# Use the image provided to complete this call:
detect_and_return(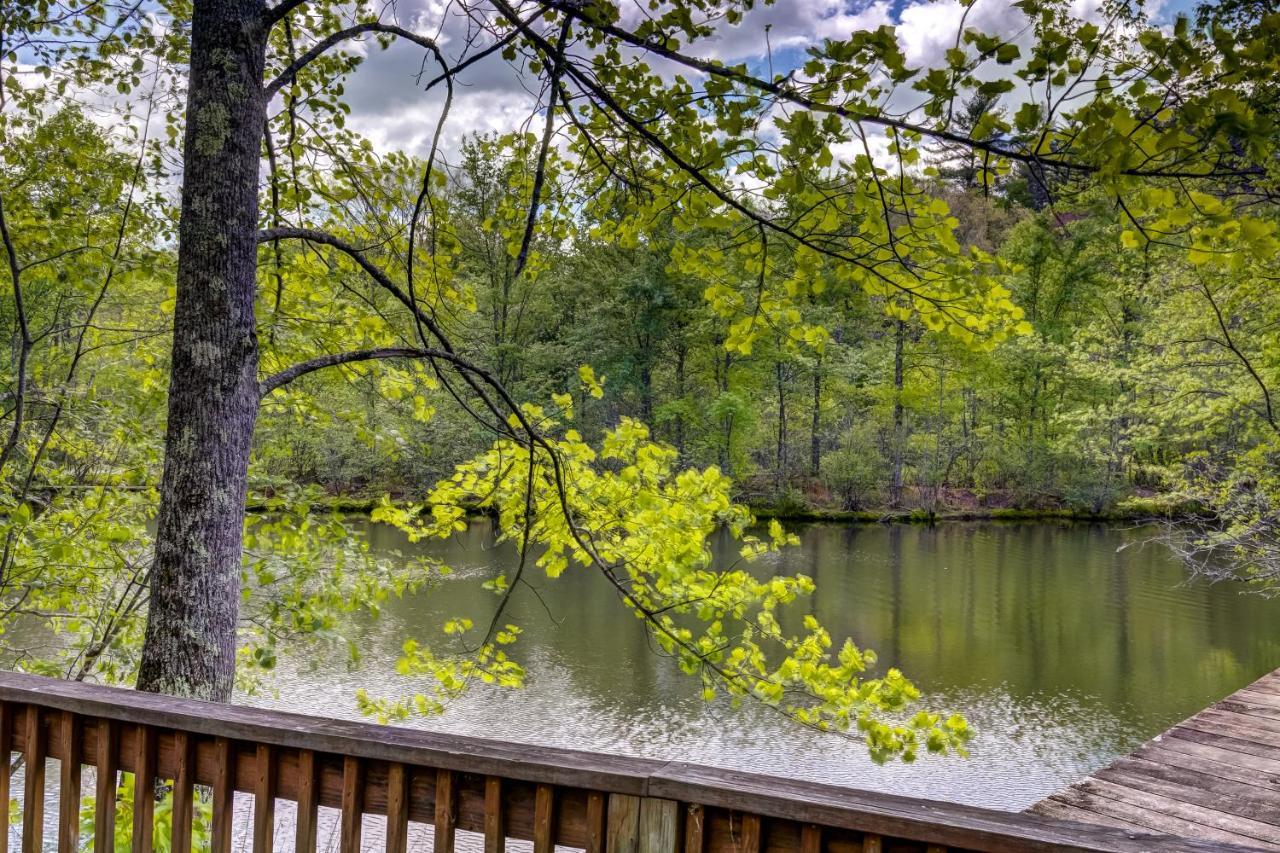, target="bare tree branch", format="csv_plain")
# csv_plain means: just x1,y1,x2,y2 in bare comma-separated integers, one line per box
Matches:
260,346,455,395
526,0,1259,181
0,191,31,477
513,15,571,278
263,0,310,29
256,226,520,438
265,22,443,99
